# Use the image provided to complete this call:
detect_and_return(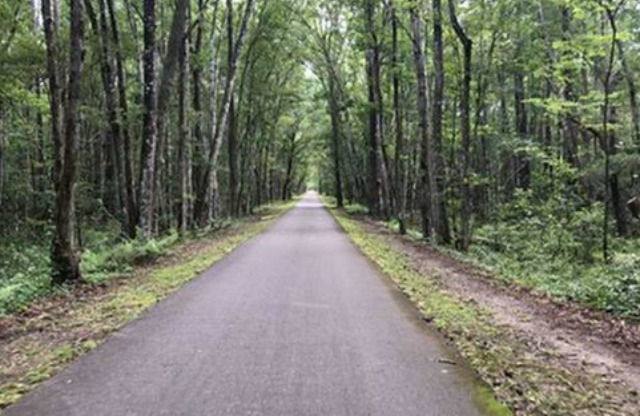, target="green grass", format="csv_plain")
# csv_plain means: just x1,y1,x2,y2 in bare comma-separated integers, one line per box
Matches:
330,208,636,416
